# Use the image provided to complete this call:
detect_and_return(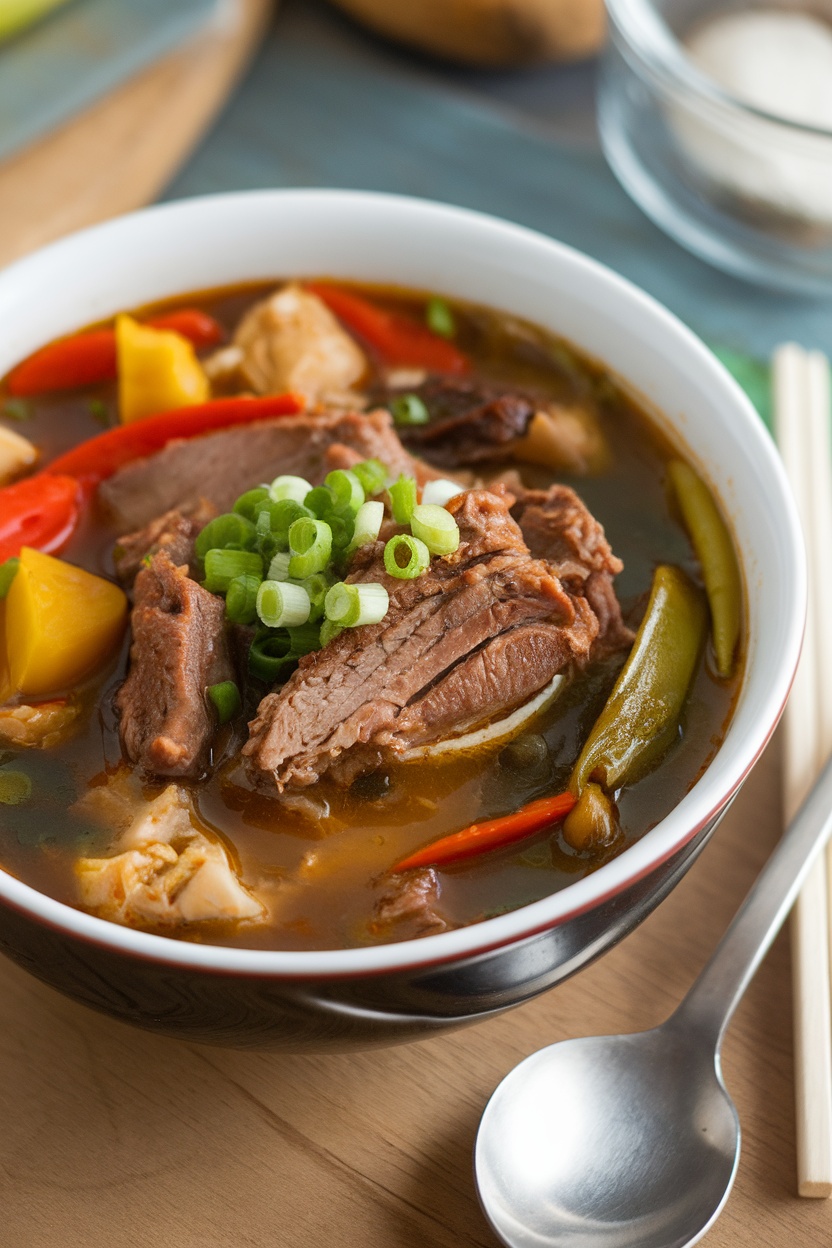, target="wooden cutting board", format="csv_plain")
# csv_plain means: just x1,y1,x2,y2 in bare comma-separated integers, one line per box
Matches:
0,0,272,268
